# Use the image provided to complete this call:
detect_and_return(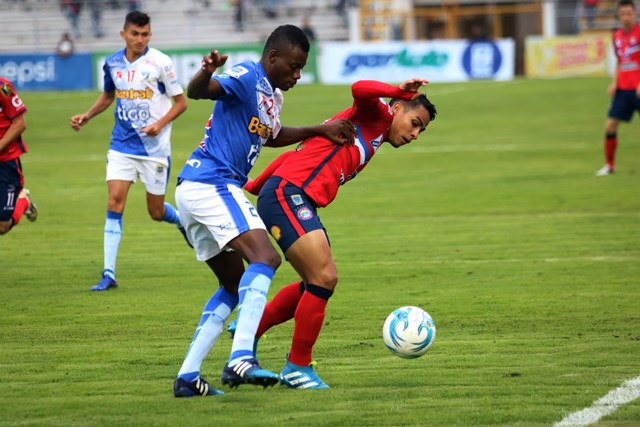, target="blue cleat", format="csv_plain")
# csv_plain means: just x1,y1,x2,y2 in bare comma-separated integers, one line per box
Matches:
173,376,224,397
221,358,279,388
91,274,118,291
280,360,329,389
